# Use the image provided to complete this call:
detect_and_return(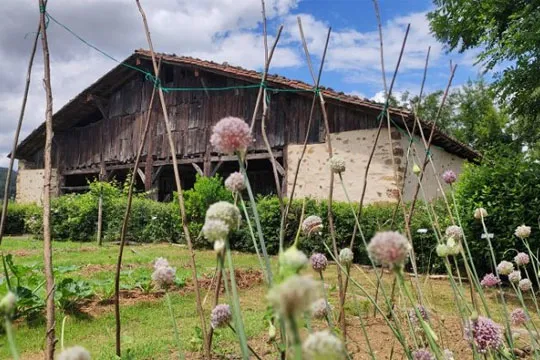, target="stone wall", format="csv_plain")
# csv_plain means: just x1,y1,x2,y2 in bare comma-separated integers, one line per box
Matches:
16,164,59,204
